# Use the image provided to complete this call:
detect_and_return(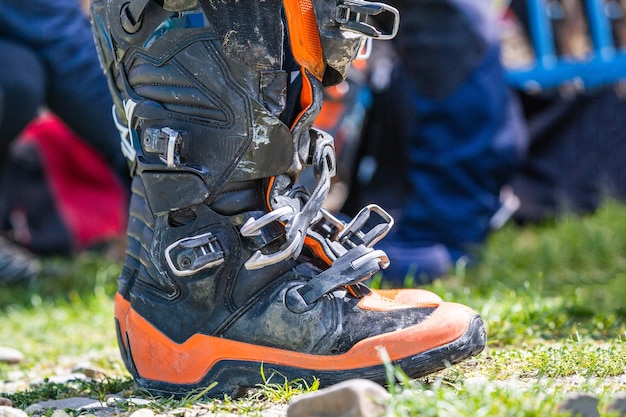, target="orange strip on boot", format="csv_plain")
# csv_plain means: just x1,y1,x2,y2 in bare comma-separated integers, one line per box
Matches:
283,0,325,81
115,293,473,384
